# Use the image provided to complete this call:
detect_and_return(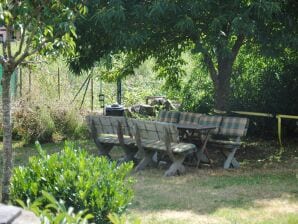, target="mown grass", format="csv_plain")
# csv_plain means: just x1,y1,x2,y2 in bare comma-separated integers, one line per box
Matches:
0,139,297,224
